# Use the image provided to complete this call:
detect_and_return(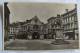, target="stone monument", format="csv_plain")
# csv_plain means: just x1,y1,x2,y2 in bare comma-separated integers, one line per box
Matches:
51,14,69,45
